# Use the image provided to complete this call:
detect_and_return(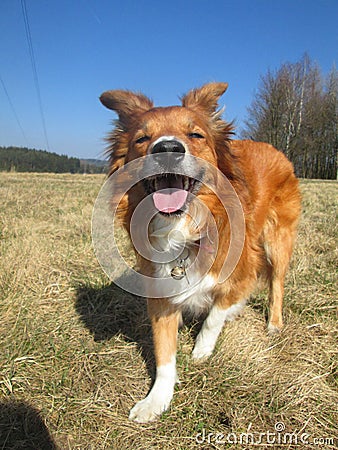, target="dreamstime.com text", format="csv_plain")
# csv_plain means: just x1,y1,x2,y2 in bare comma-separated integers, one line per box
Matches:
195,422,335,447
